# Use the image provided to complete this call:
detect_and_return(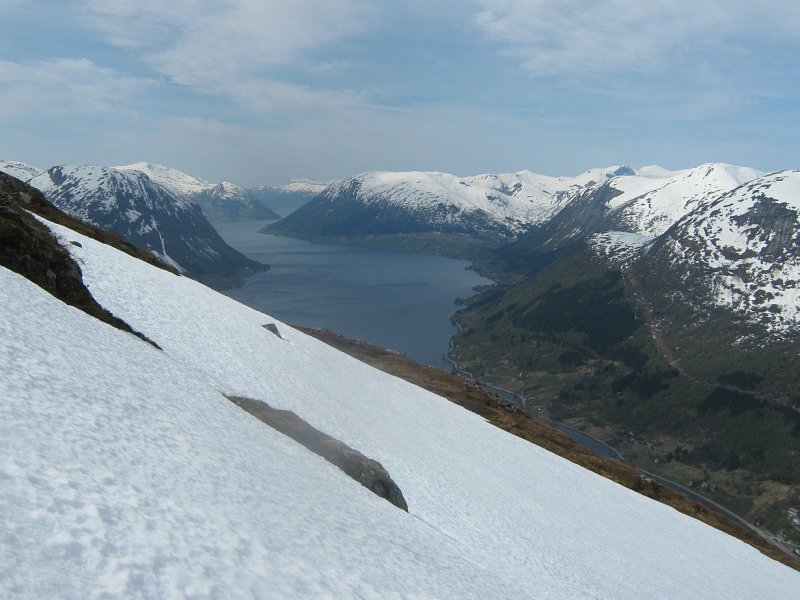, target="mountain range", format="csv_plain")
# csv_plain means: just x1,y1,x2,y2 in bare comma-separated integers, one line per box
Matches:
264,166,636,244
3,173,798,596
0,162,267,288
249,179,332,218
116,162,281,221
